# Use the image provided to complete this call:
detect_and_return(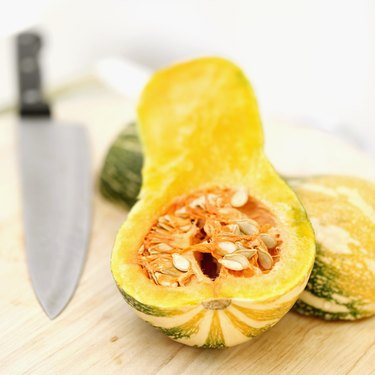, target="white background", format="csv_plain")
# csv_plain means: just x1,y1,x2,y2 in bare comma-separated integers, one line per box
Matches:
0,0,374,154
